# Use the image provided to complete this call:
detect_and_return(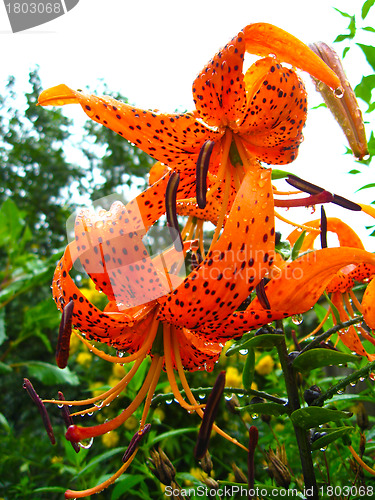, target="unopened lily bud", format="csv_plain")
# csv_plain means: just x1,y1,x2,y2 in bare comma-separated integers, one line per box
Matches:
360,433,366,457
304,385,322,406
356,402,369,432
148,448,176,485
200,450,213,475
266,449,291,489
225,394,240,414
310,42,368,161
232,463,247,483
203,477,219,490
